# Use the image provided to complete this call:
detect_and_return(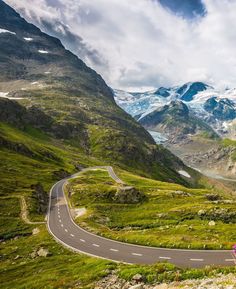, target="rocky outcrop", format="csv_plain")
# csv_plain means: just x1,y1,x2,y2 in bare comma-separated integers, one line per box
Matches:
31,183,48,214
139,100,218,145
94,273,236,289
177,82,209,101
204,97,236,121
198,207,236,223
113,186,146,204
30,247,51,258
181,145,236,178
